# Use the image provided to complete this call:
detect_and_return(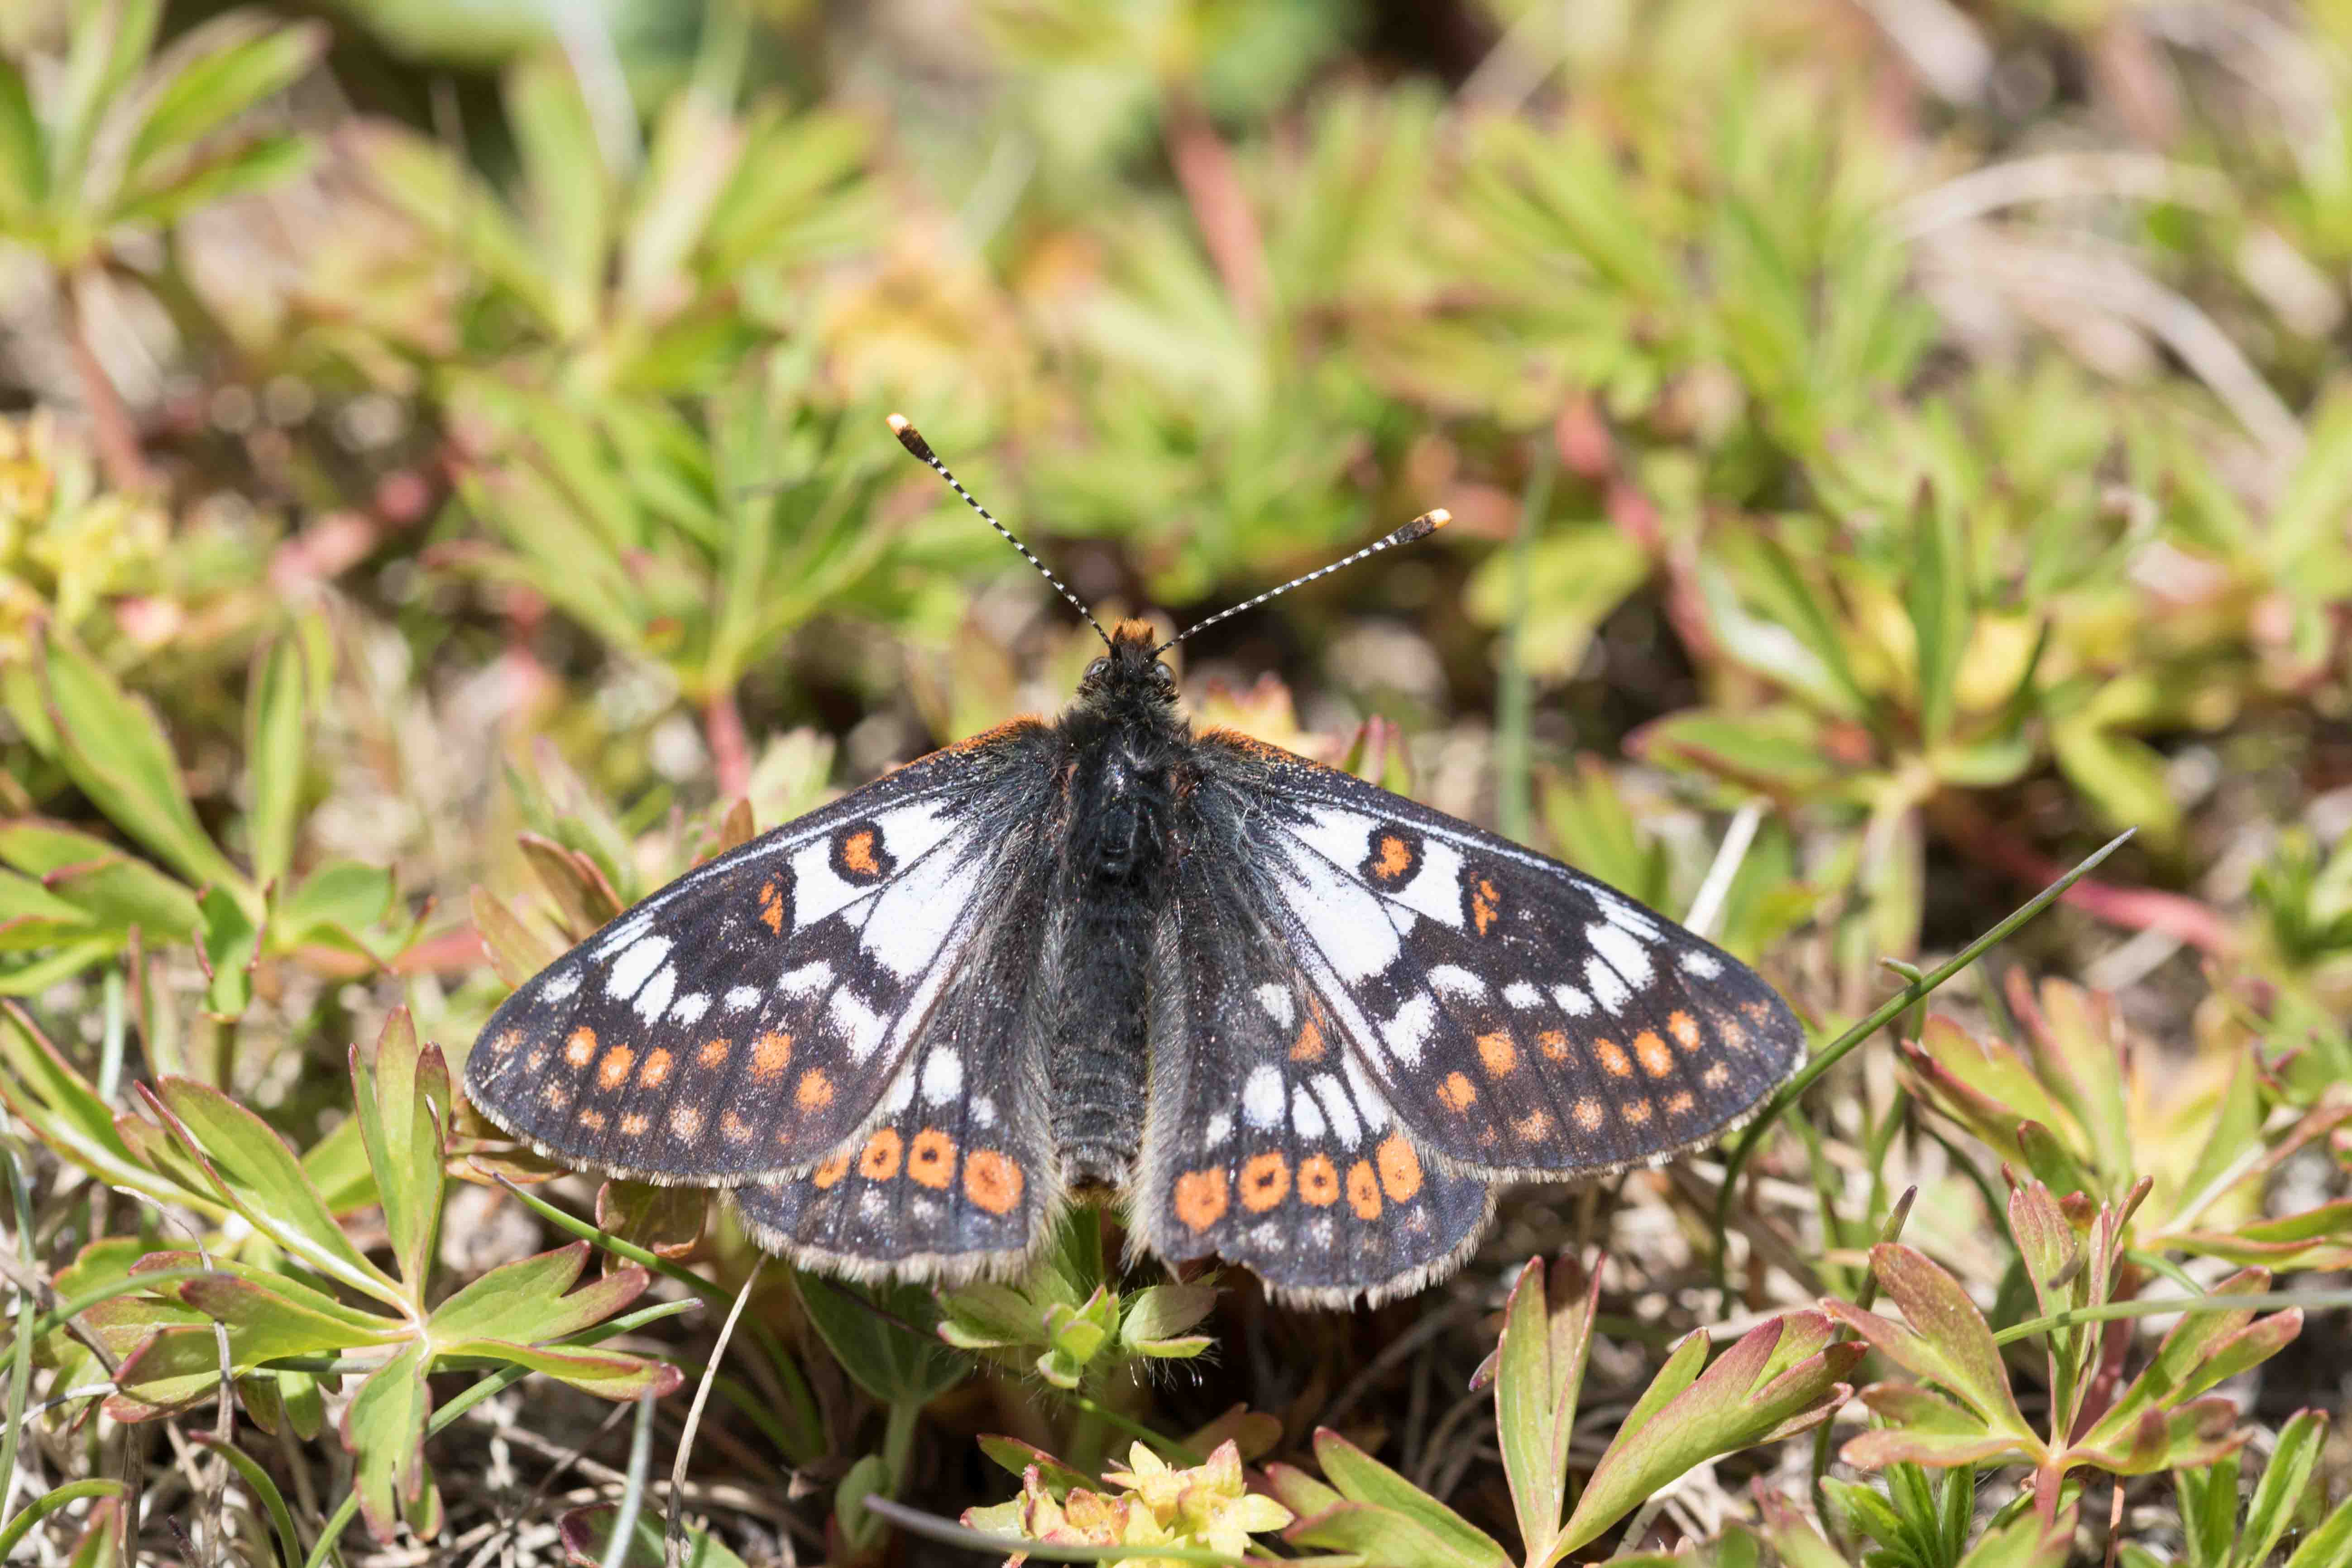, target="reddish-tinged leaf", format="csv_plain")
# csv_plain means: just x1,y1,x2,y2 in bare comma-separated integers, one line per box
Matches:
519,833,624,938
2006,1183,2081,1318
1490,1255,1600,1562
438,1338,682,1400
1287,1501,1509,1568
1309,1429,1511,1568
342,1341,431,1541
1831,1245,2031,1437
1840,1428,2027,1470
1265,1463,1344,1520
176,1274,402,1348
471,885,559,988
428,1247,651,1344
977,1435,1096,1497
352,1010,447,1288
